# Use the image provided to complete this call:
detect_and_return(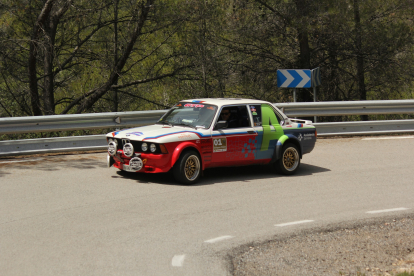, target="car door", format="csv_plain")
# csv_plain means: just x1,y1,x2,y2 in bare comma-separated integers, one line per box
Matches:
250,103,285,163
210,105,258,167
